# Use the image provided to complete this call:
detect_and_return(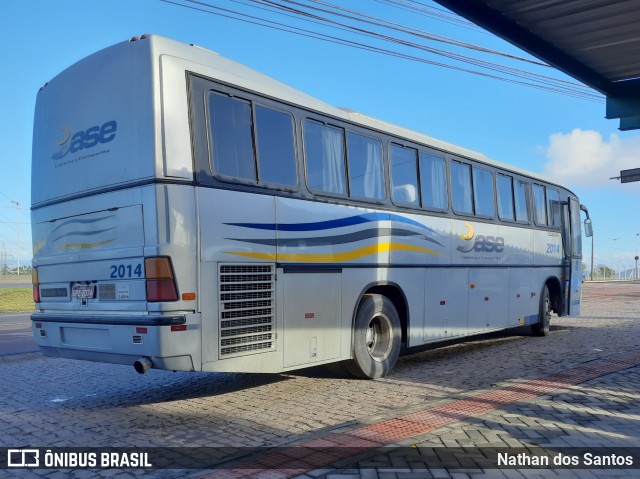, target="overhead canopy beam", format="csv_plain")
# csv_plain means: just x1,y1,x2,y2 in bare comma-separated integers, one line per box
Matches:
432,0,640,130
619,116,640,132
